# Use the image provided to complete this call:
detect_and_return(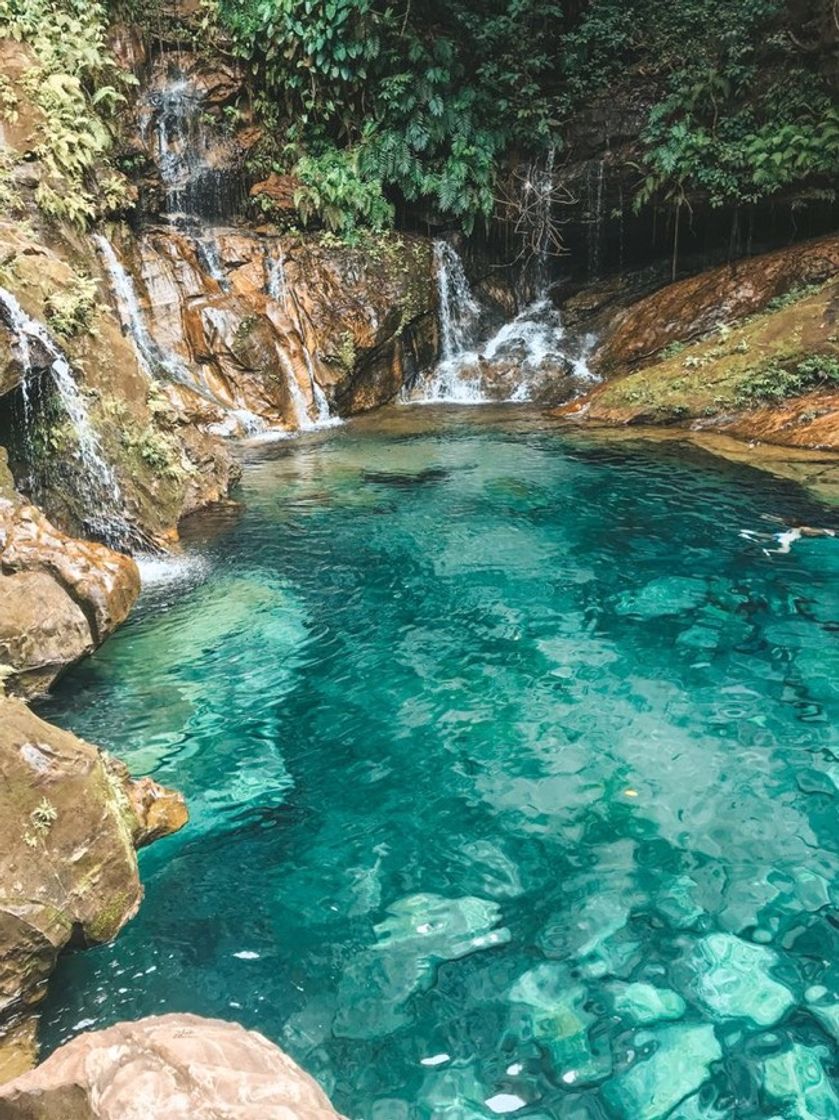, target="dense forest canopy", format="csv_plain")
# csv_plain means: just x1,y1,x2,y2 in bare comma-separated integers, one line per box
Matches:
213,0,838,232
0,0,834,236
